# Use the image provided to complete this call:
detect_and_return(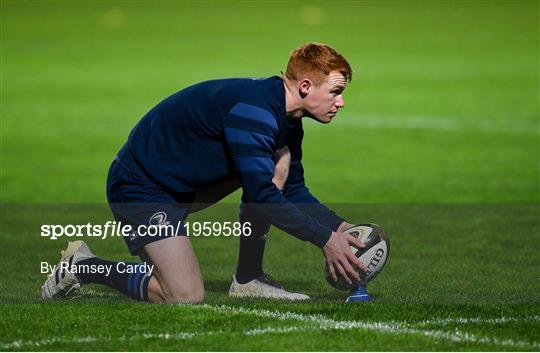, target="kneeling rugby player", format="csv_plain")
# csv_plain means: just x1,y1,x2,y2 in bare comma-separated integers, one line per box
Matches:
42,43,367,303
